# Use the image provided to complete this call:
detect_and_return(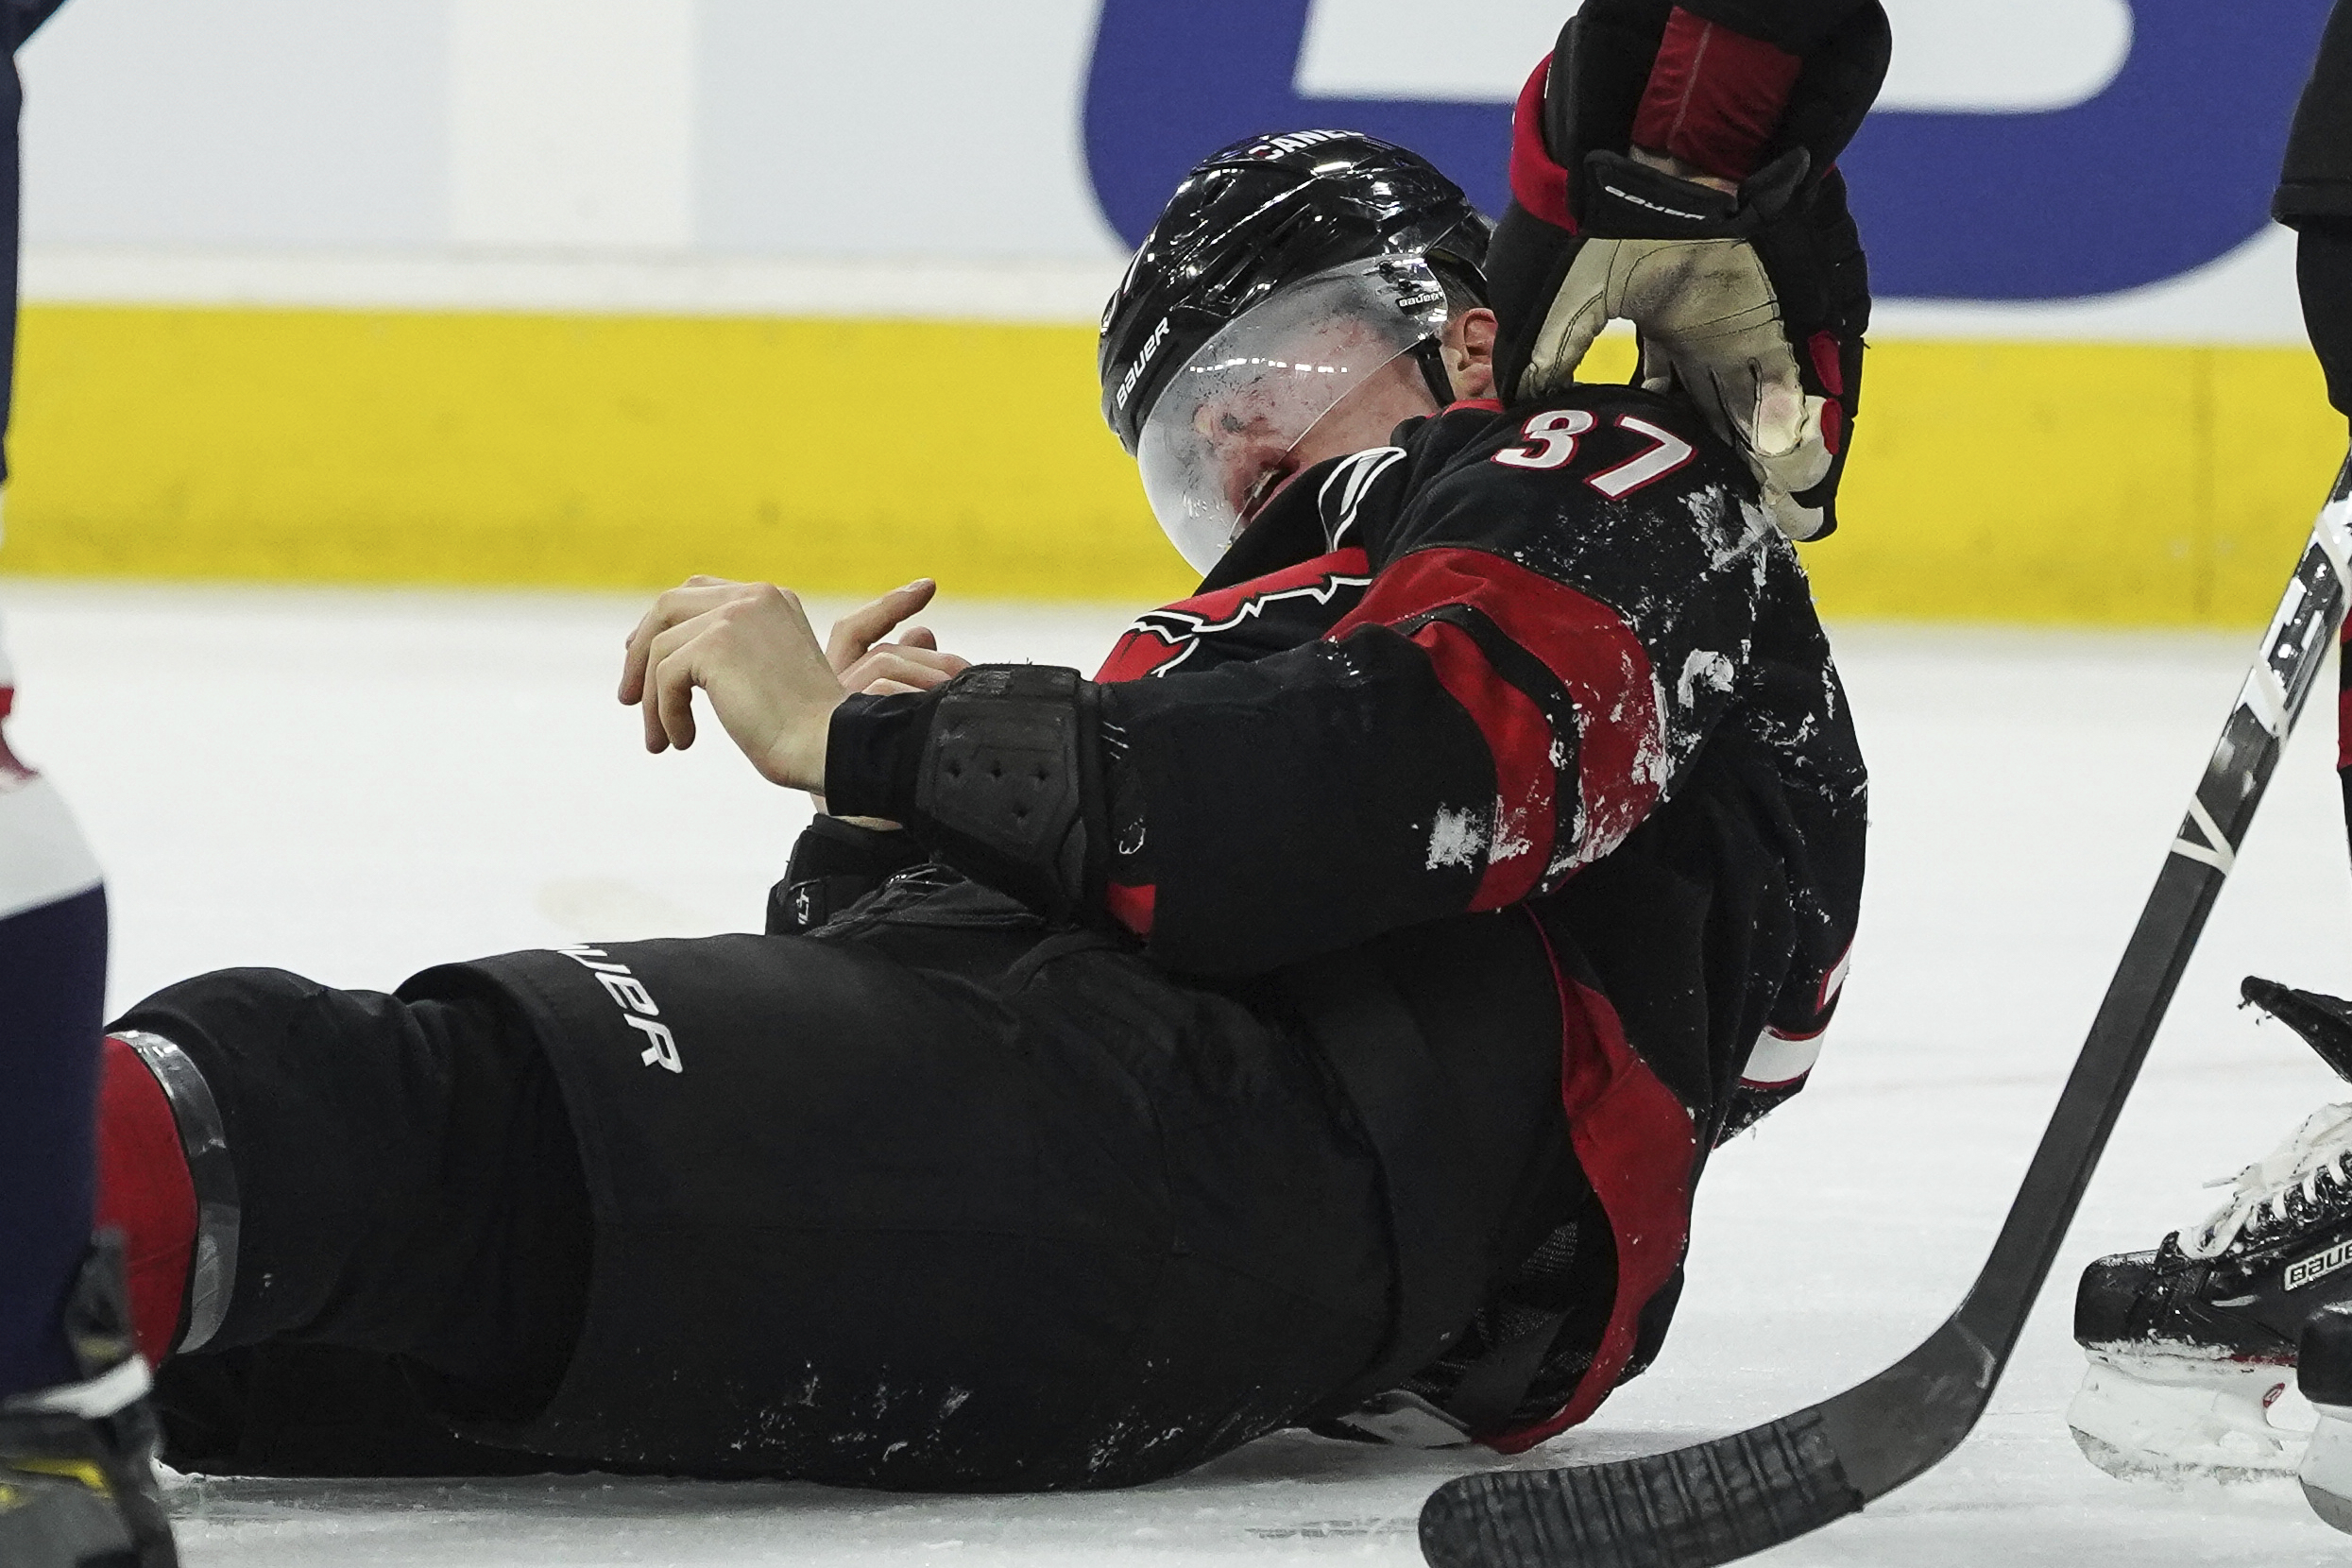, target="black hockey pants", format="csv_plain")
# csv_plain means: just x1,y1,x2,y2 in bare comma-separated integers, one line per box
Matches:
118,976,595,1476
118,878,1572,1491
